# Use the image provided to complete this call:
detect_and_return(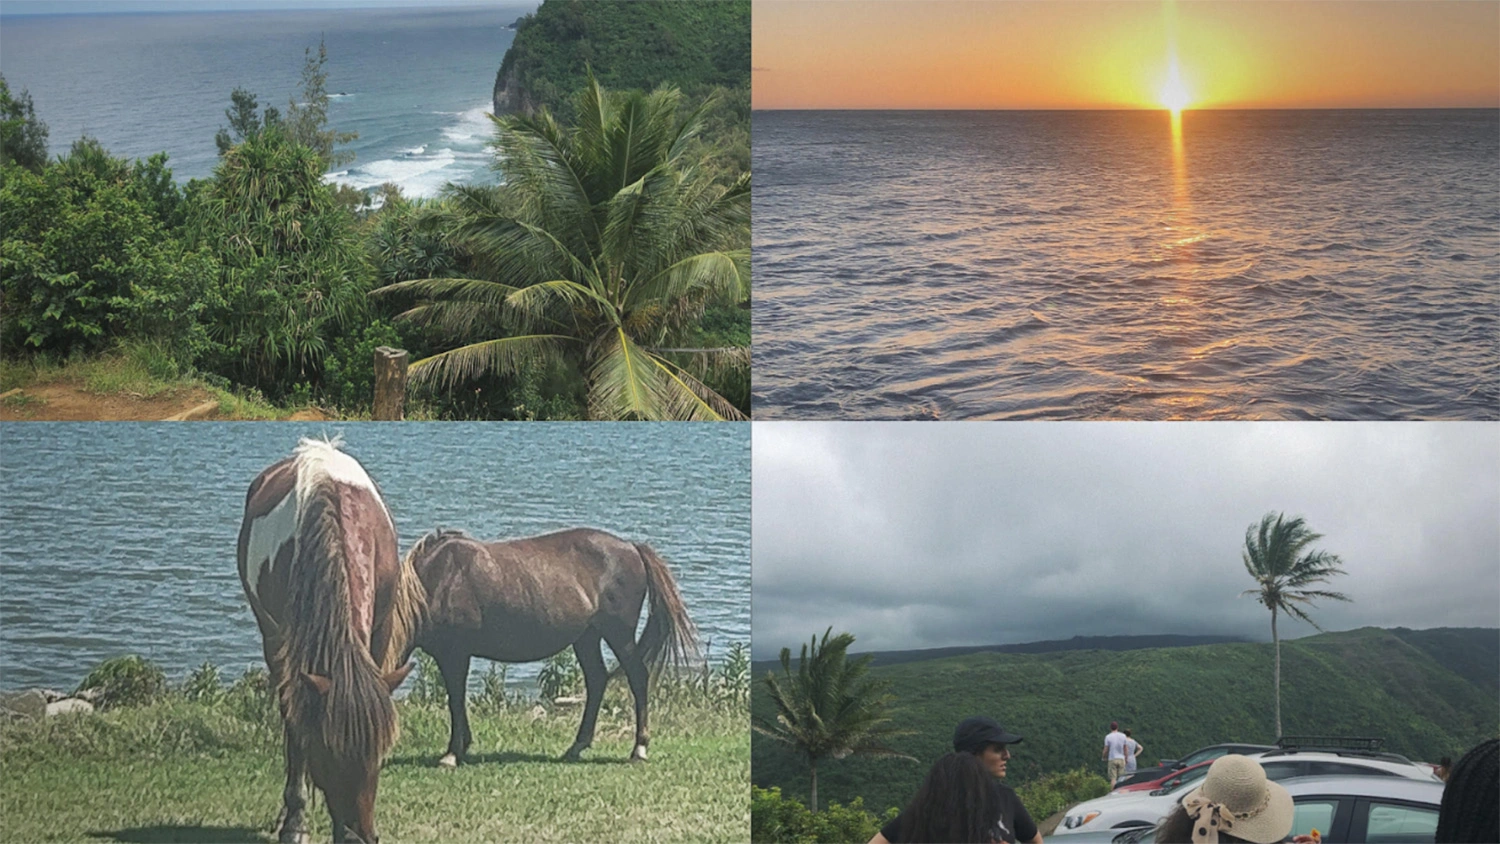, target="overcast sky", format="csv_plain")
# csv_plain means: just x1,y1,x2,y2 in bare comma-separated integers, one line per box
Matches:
753,423,1499,659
